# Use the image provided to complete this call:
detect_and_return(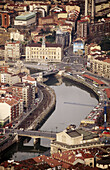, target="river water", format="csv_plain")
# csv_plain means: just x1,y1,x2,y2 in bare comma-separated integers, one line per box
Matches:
2,75,98,162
